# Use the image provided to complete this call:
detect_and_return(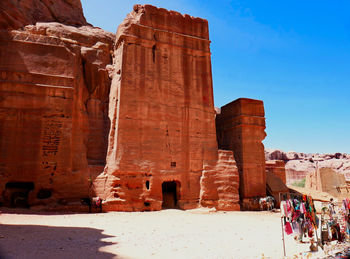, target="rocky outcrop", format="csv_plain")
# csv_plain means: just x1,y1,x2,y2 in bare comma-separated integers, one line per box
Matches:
216,98,266,209
0,0,87,30
265,149,350,184
200,150,240,211
305,167,347,197
0,17,114,208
